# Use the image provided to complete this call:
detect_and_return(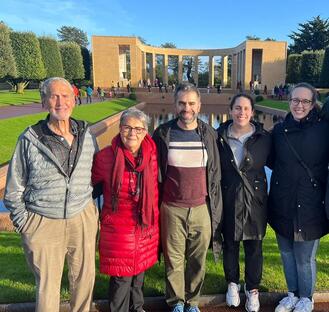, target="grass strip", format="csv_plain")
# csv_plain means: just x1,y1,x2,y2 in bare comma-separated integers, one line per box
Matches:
1,227,329,303
0,98,136,165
